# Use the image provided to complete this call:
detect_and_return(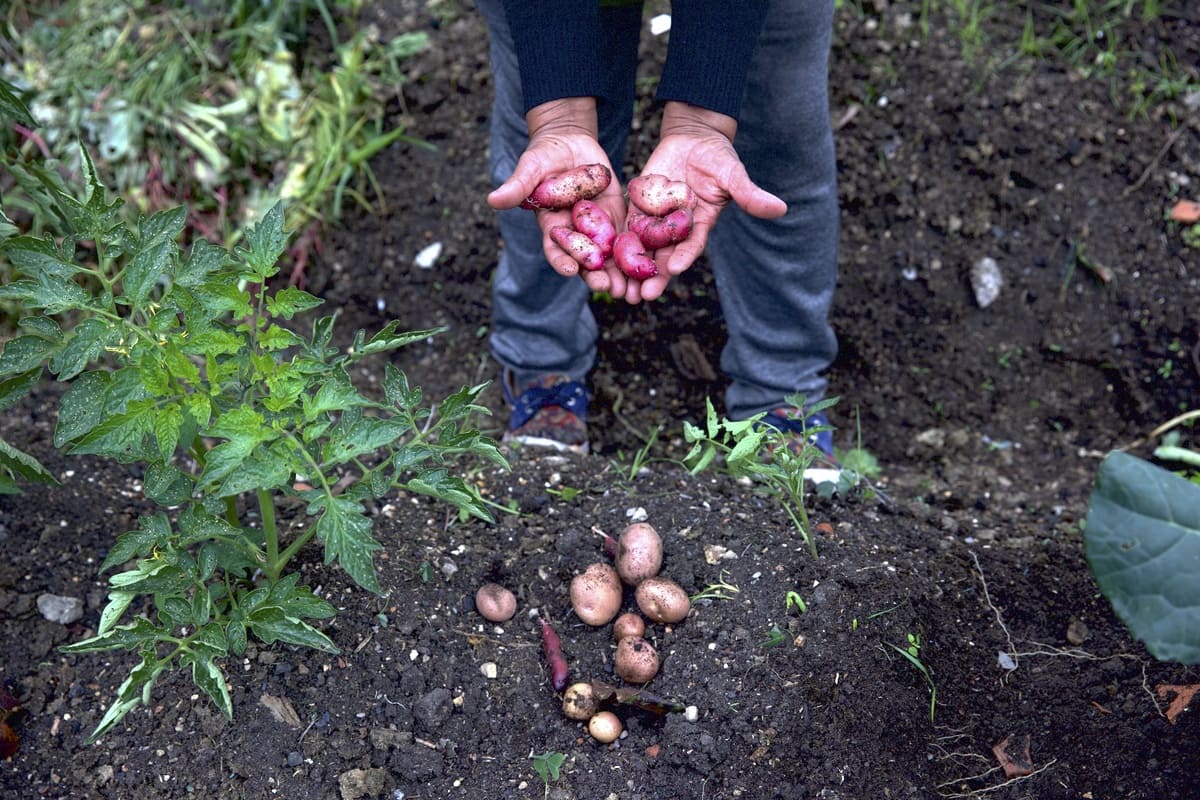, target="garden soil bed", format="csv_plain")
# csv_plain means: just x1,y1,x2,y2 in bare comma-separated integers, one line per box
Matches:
3,2,1200,798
